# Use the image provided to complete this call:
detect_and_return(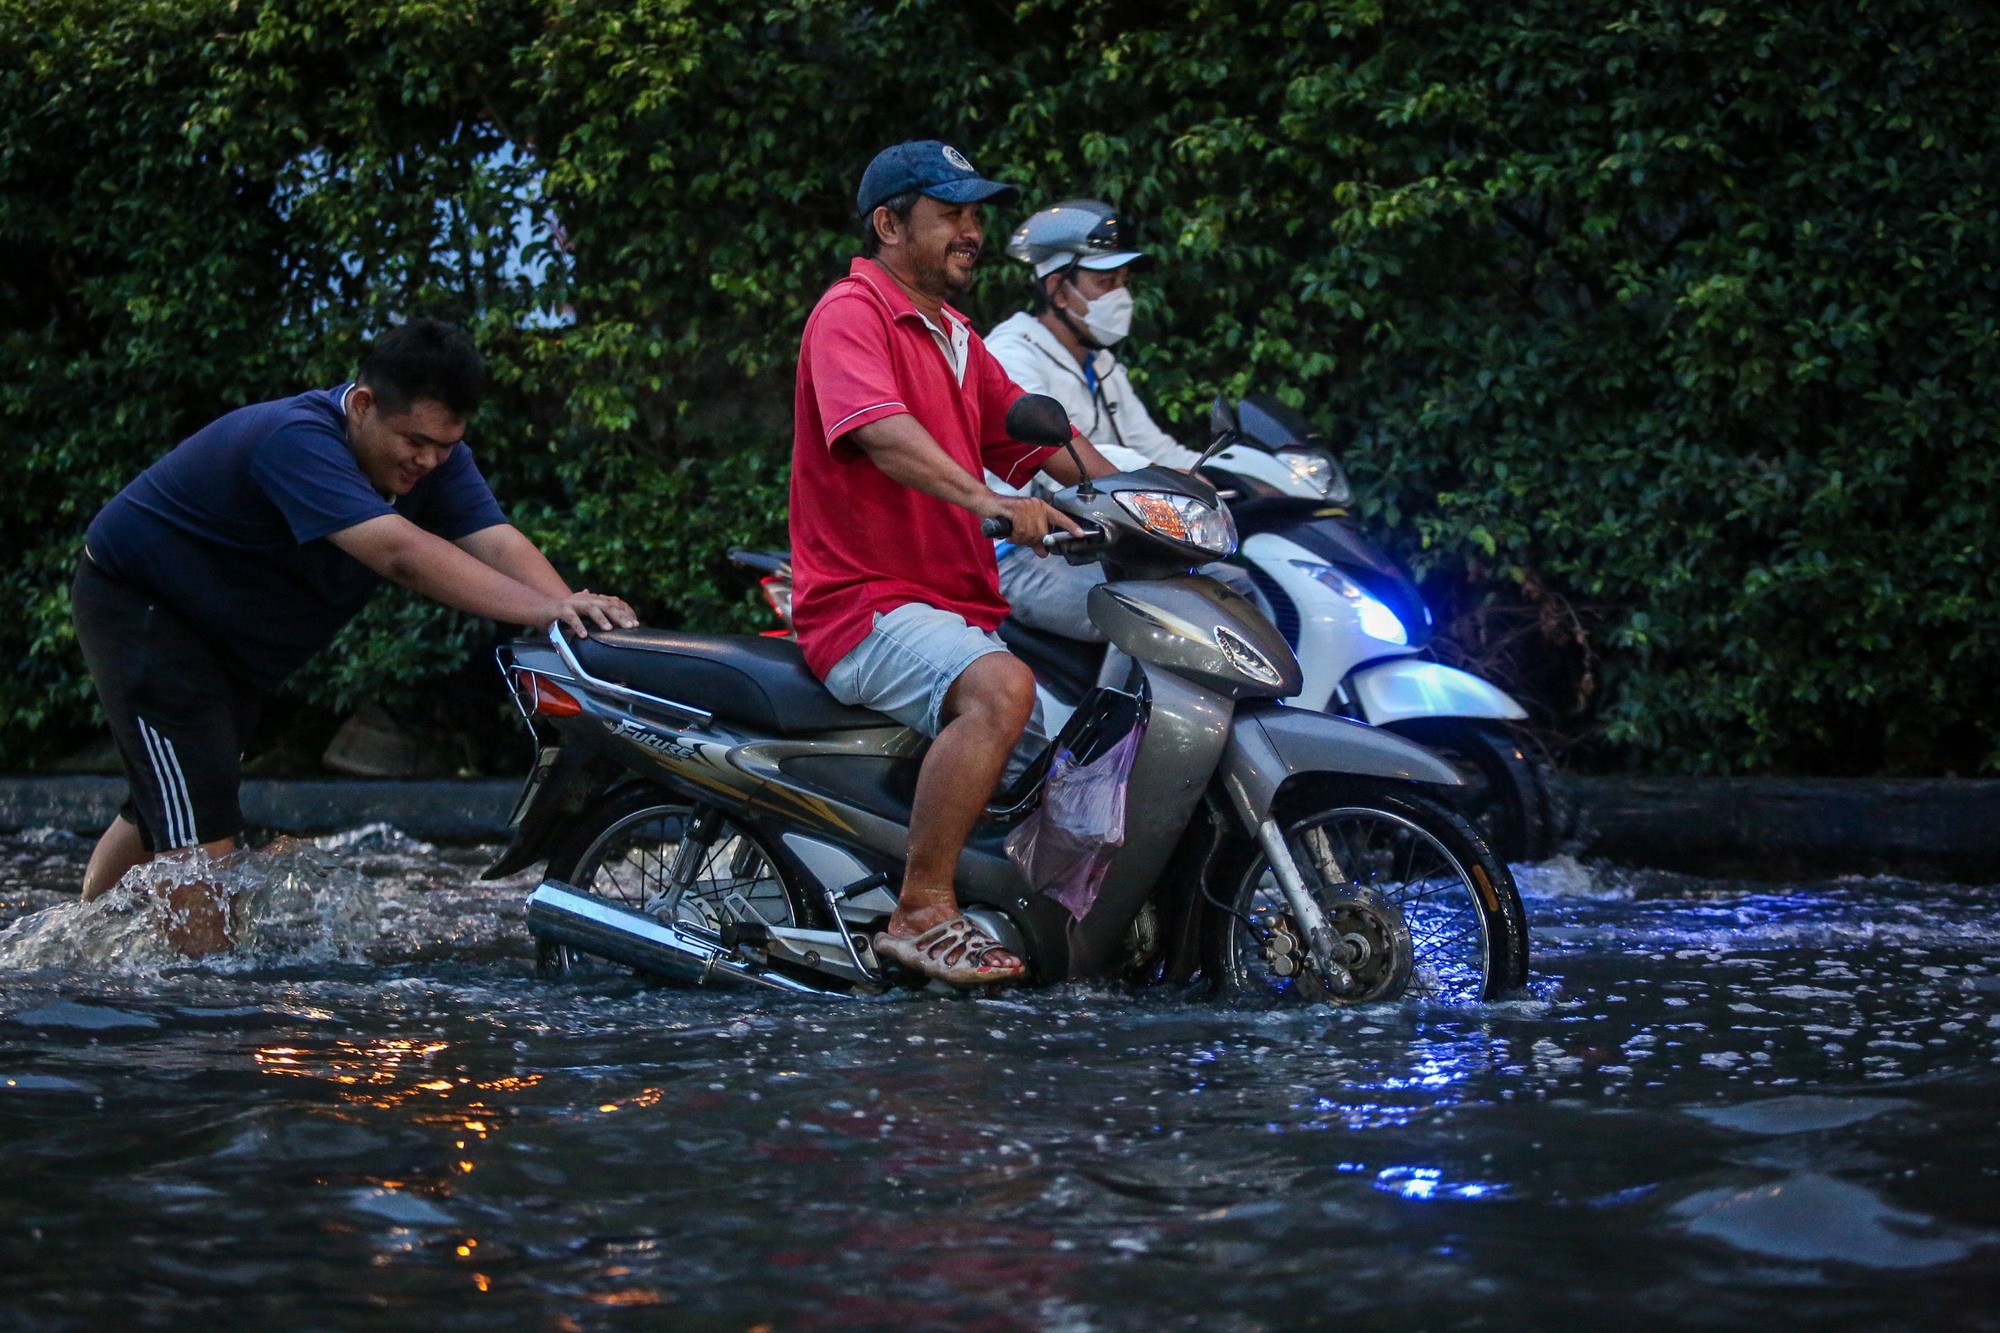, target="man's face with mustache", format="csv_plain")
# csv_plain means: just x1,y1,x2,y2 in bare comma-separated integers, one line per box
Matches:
896,195,985,300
